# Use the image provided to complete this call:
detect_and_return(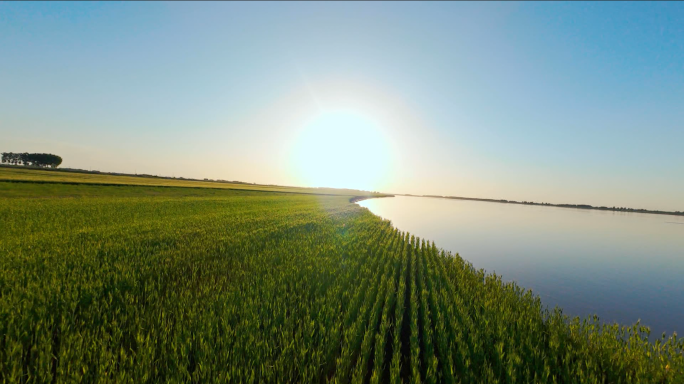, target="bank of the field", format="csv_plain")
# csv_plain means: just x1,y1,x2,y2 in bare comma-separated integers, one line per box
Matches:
349,195,395,204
